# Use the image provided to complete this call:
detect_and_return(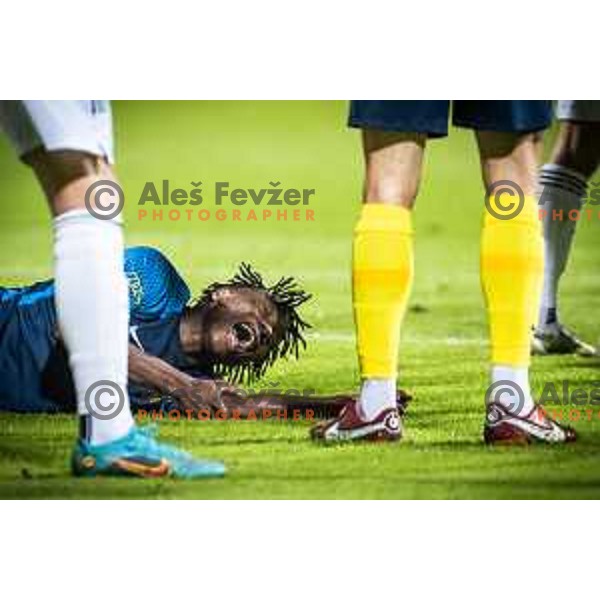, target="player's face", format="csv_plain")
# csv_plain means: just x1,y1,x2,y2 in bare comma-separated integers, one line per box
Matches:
202,287,281,366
